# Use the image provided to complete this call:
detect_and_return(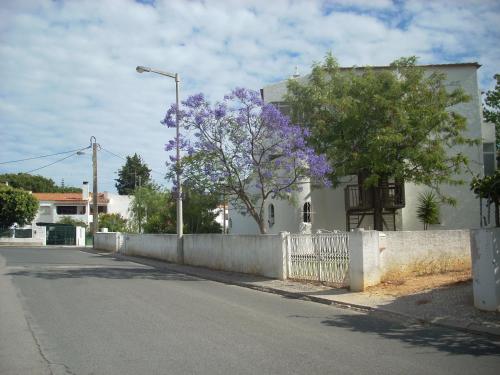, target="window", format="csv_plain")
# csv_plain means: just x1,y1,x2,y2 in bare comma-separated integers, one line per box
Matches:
483,143,496,176
303,202,311,223
90,205,107,214
56,206,77,215
268,204,275,227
